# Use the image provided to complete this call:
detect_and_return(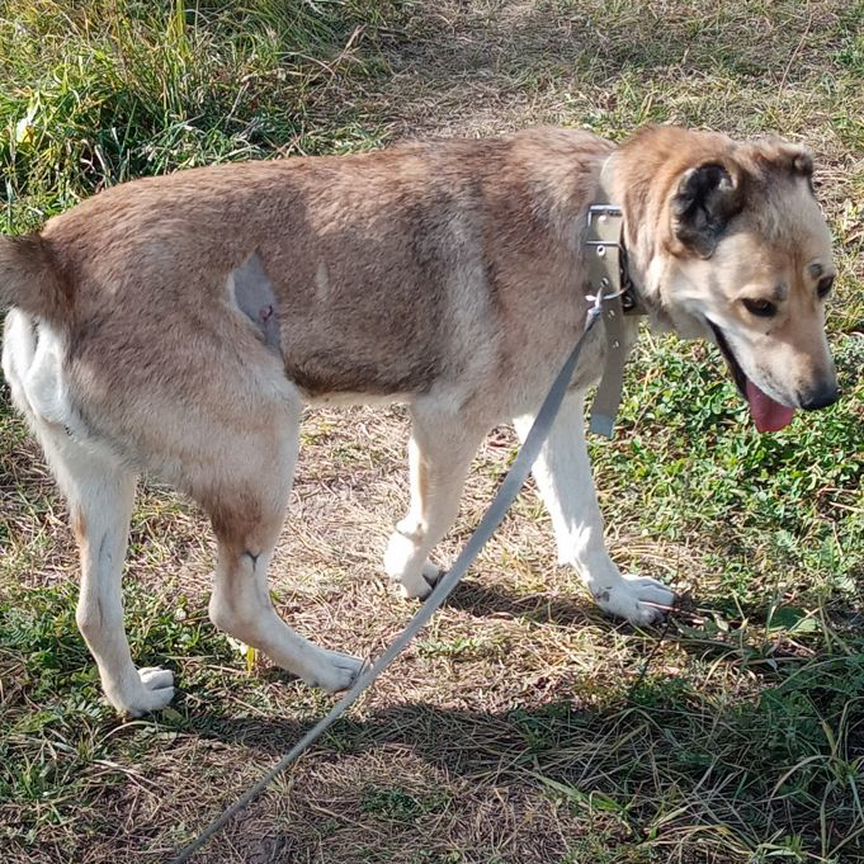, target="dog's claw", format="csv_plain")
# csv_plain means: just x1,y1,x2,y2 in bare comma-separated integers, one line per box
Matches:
421,564,445,592
594,575,676,626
